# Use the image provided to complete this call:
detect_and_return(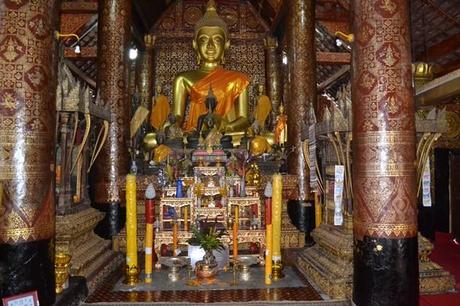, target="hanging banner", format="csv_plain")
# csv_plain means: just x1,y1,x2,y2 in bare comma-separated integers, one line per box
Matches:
422,158,432,207
334,165,345,226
